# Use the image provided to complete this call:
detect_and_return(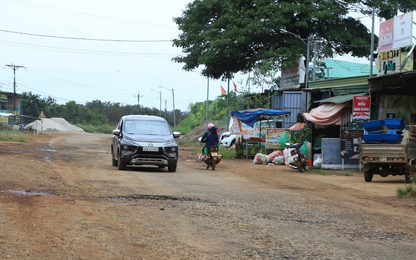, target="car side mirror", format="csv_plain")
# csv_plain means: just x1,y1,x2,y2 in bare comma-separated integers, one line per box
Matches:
173,131,181,139
113,129,120,136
